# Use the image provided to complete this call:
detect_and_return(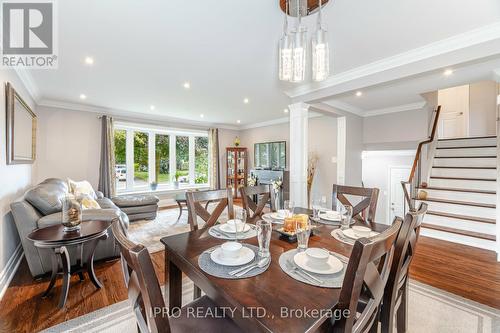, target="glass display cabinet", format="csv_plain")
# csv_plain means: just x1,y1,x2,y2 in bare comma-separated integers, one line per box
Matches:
226,147,248,198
